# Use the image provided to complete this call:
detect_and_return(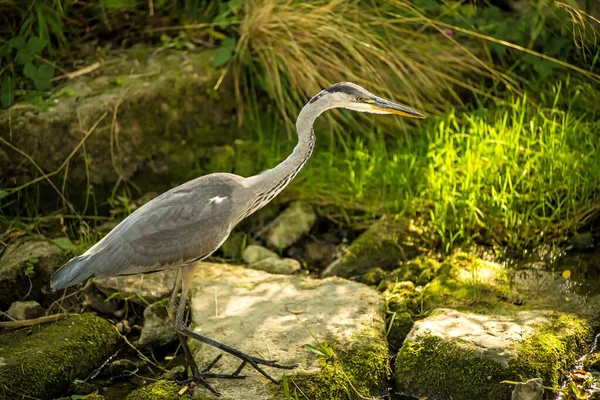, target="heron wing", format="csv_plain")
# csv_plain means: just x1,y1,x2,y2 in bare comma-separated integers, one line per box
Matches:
92,174,241,278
